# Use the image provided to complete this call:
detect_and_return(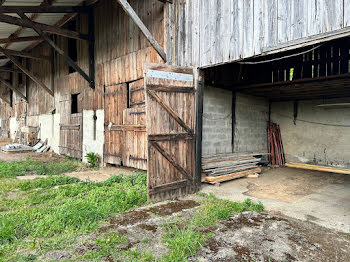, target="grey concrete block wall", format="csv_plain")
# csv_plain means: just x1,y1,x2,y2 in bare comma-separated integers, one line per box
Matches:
202,86,233,156
202,87,269,156
234,93,269,153
271,98,350,168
